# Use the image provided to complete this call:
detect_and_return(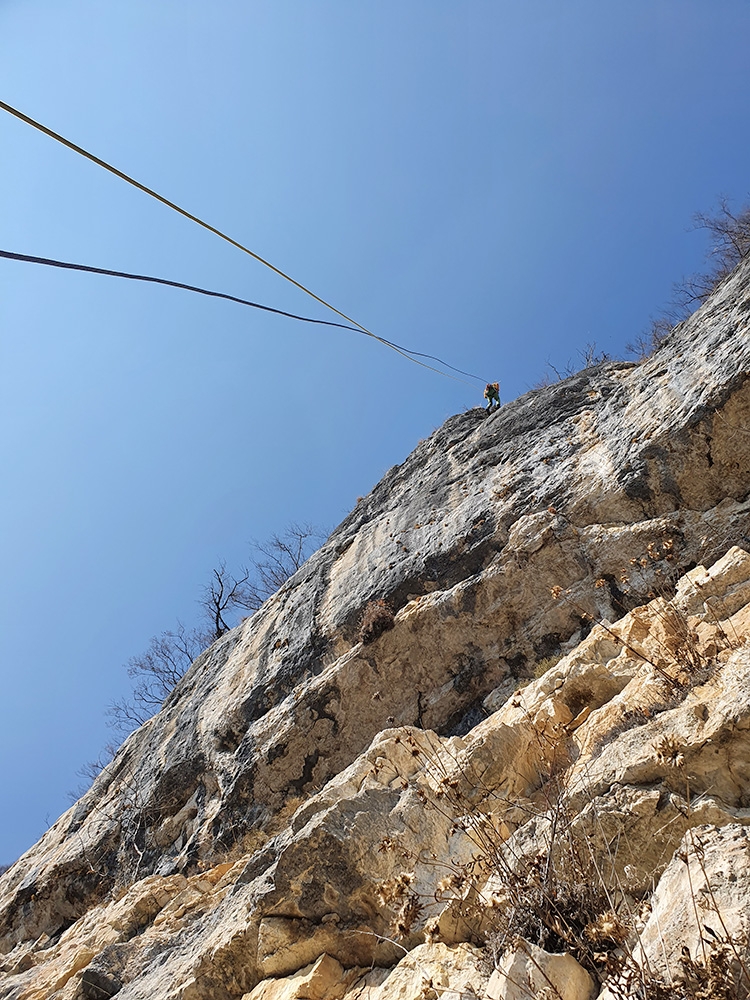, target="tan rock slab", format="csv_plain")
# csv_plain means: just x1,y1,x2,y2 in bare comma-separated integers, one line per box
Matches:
357,942,488,1000
487,942,596,1000
244,954,360,1000
635,823,750,981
